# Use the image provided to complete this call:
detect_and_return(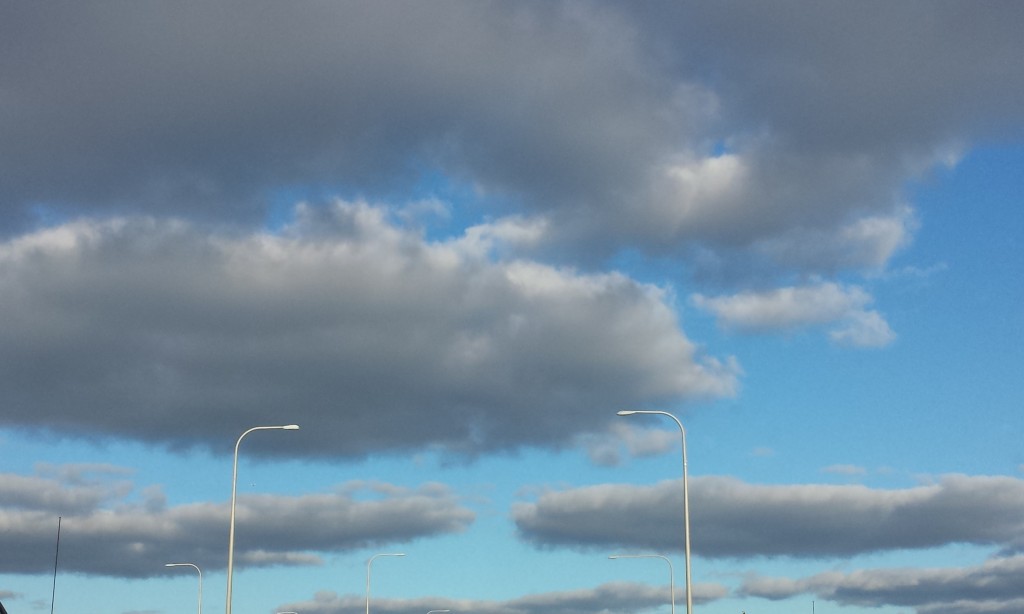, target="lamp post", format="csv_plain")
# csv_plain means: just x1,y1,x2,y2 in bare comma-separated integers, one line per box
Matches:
609,554,675,614
225,424,300,614
165,563,202,614
617,410,692,614
366,553,405,614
